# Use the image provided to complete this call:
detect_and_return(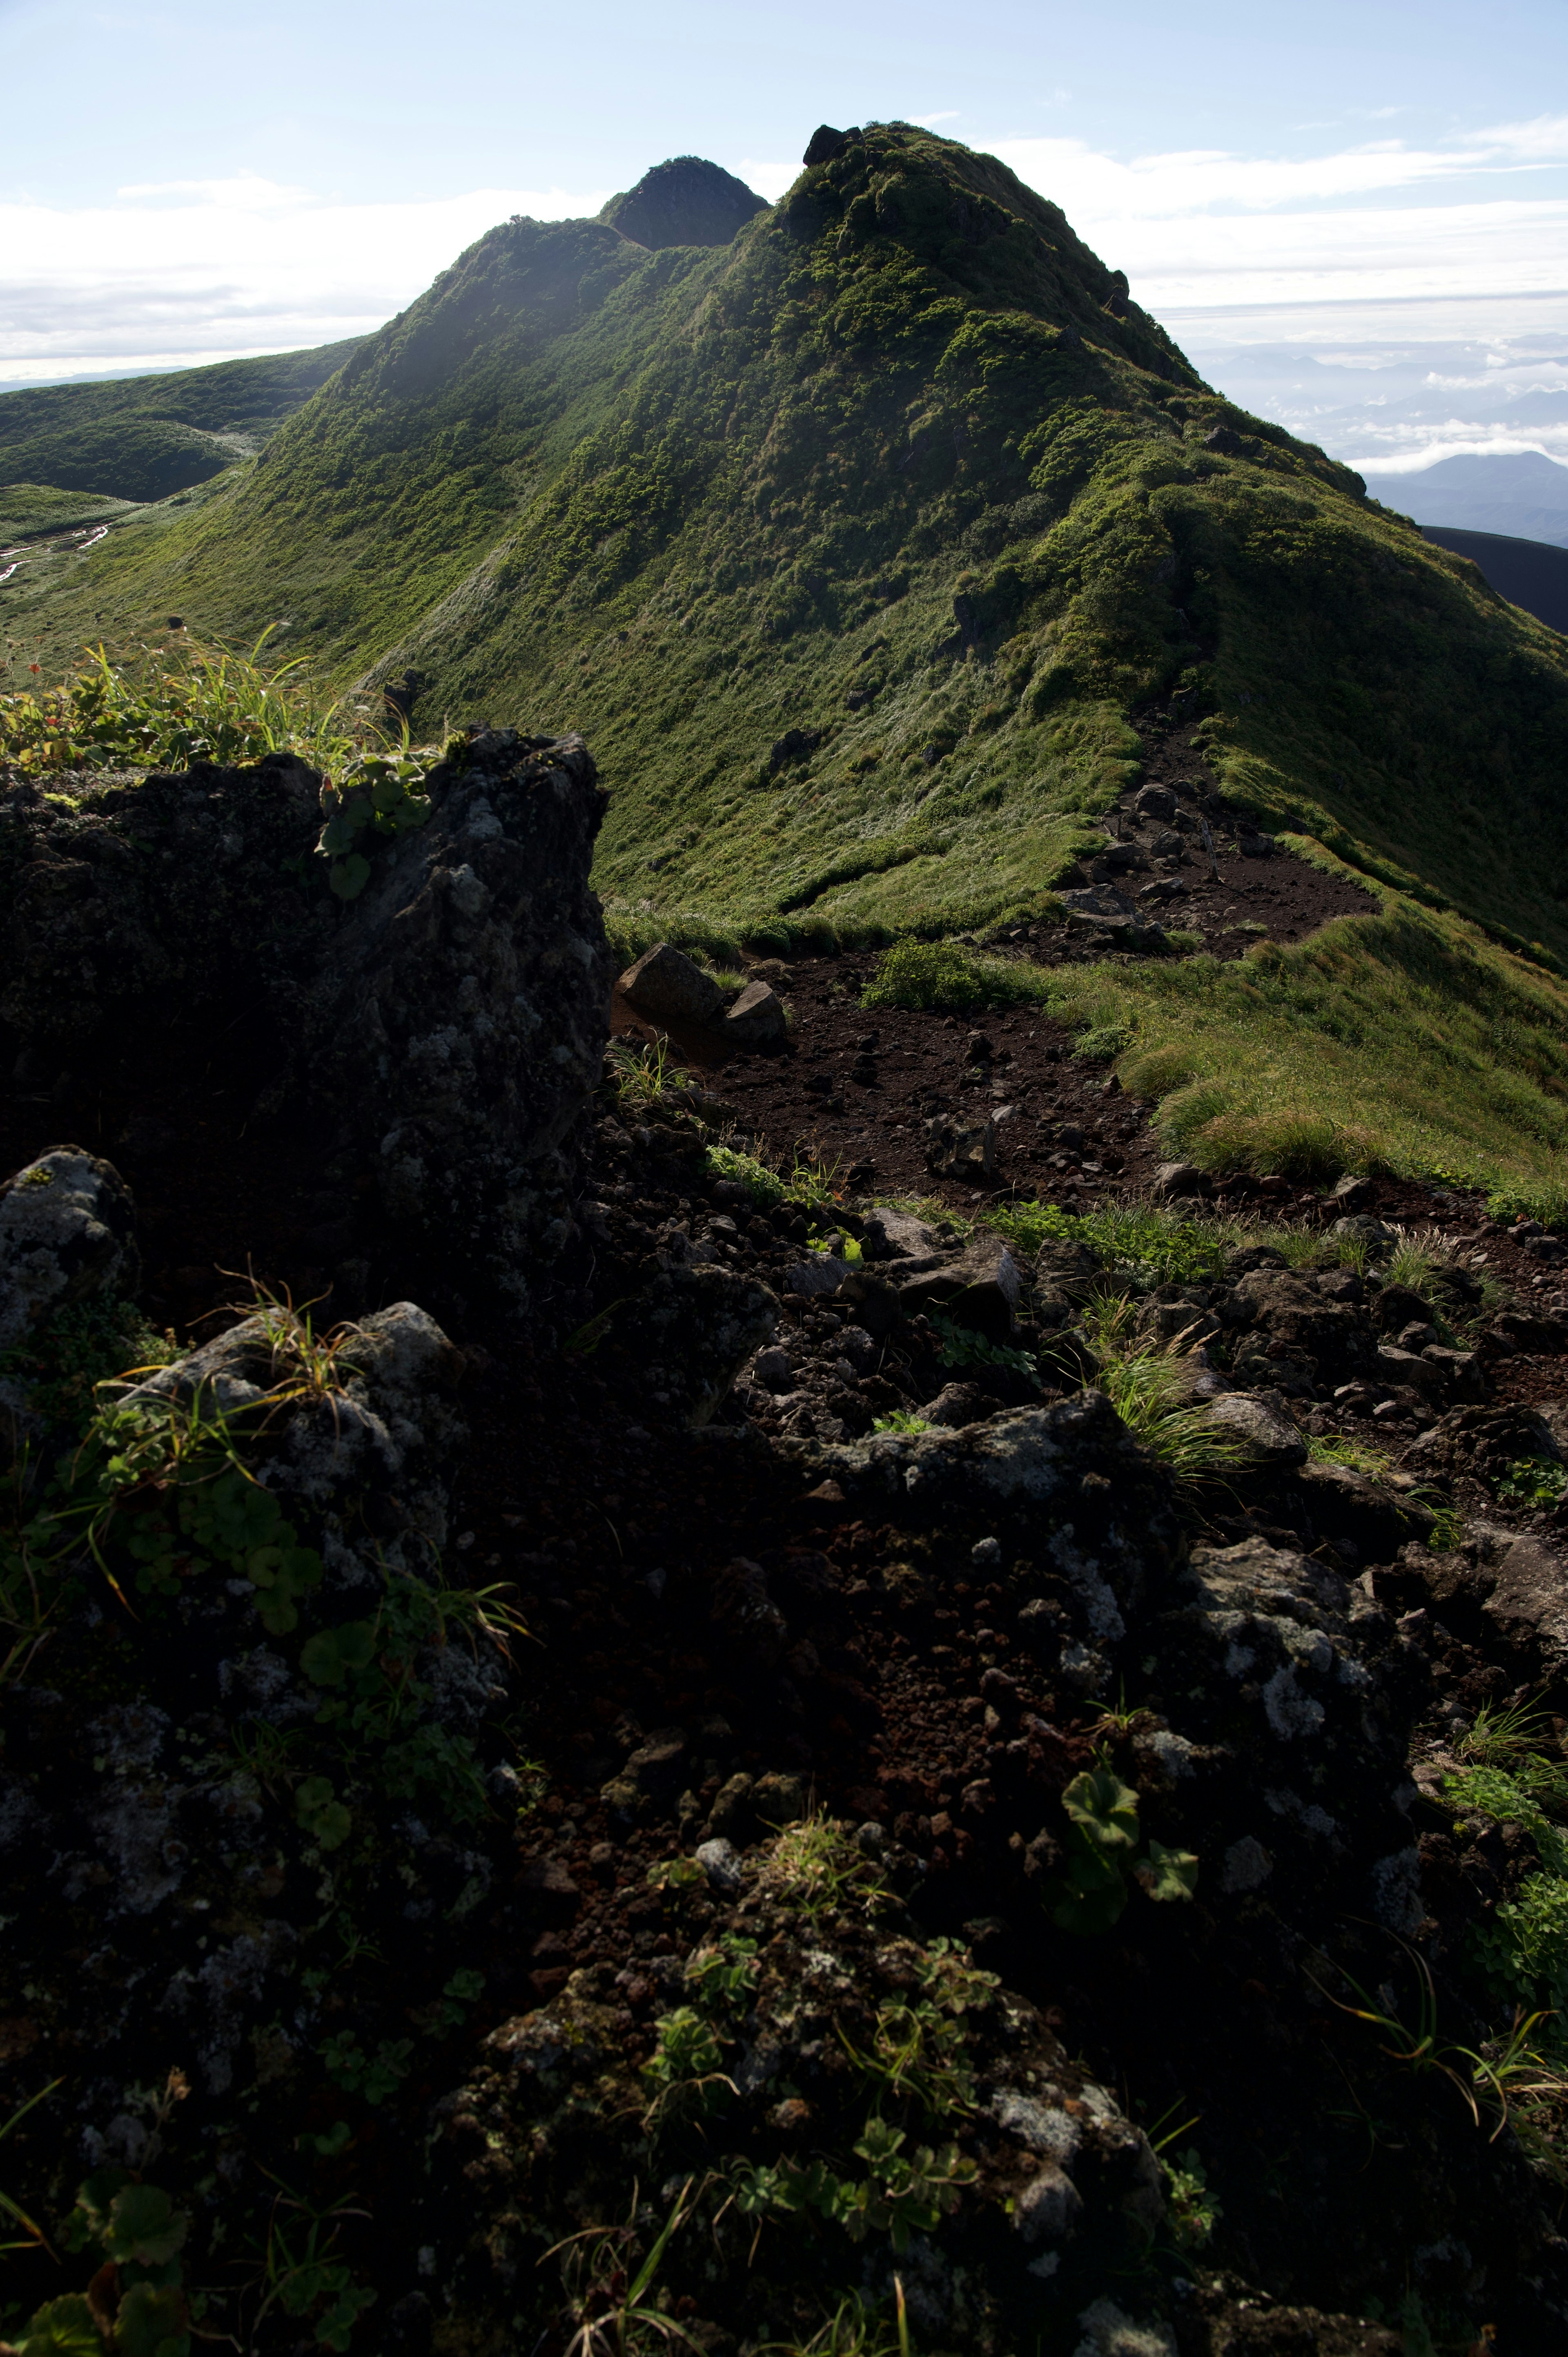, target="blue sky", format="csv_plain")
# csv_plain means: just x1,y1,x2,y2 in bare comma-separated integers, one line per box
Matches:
3,0,1566,466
